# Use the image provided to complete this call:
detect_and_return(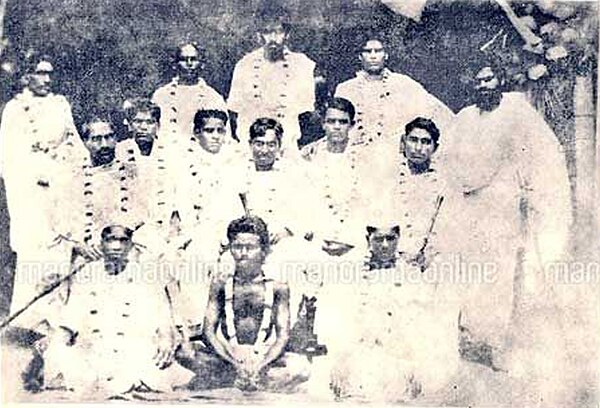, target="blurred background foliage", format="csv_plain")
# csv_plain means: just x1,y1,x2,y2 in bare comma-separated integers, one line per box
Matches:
0,0,572,117
0,1,595,120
